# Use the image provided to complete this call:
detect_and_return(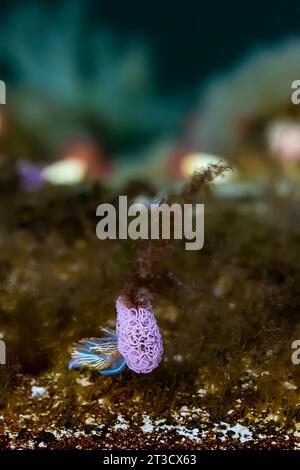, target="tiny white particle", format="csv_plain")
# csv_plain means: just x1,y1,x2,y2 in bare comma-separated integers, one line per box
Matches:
113,415,129,431
85,417,95,425
76,377,92,387
283,381,297,391
141,415,154,433
31,386,47,398
173,354,183,363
